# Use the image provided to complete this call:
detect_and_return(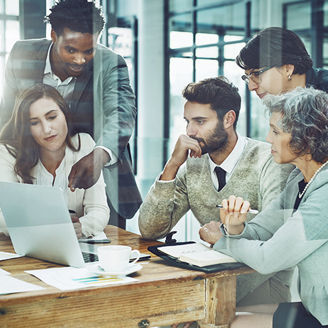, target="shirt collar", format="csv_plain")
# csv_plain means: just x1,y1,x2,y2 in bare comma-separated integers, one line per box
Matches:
44,43,53,75
44,43,75,84
208,133,247,174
